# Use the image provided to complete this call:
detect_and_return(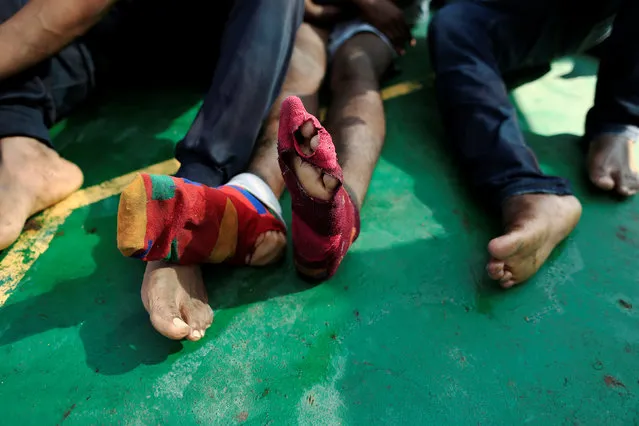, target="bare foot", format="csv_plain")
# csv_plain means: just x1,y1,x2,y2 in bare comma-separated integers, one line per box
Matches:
291,119,339,199
0,137,83,249
141,261,213,341
141,231,285,341
486,194,582,288
587,133,639,196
